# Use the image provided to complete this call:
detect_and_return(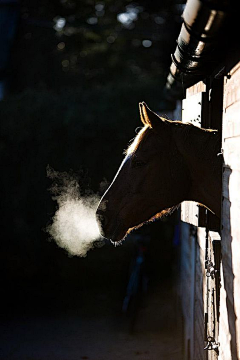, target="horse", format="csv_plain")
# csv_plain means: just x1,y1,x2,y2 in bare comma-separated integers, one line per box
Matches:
96,102,222,242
